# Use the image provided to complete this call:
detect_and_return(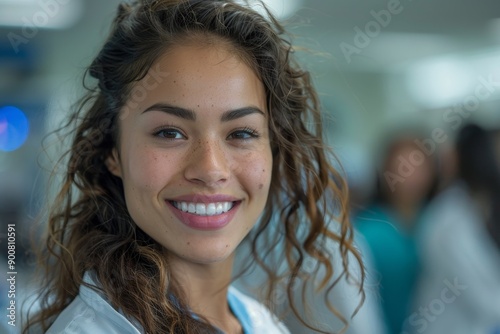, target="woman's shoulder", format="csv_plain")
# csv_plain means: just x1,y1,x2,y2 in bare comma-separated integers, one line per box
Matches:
228,286,290,334
46,274,290,334
46,273,141,334
418,182,481,241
